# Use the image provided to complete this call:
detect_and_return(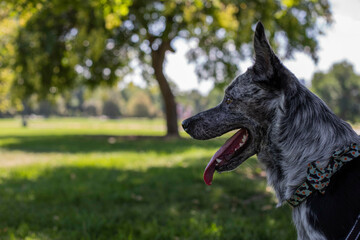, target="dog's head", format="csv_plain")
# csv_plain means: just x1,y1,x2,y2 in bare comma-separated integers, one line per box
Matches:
183,22,295,185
